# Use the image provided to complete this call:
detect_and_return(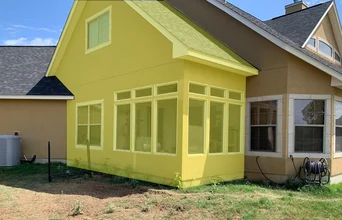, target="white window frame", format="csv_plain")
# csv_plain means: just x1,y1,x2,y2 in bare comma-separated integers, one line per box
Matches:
85,5,112,54
288,94,331,158
318,38,333,60
154,81,179,96
246,95,283,158
228,89,244,101
307,36,317,51
75,100,104,150
334,96,342,158
189,81,208,96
